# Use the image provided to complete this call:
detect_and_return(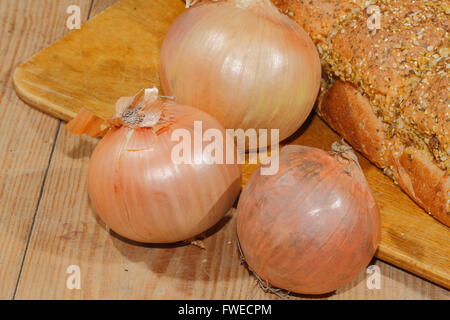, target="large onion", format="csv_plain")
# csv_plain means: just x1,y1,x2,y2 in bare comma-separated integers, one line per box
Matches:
160,0,321,144
236,144,381,294
68,88,241,243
